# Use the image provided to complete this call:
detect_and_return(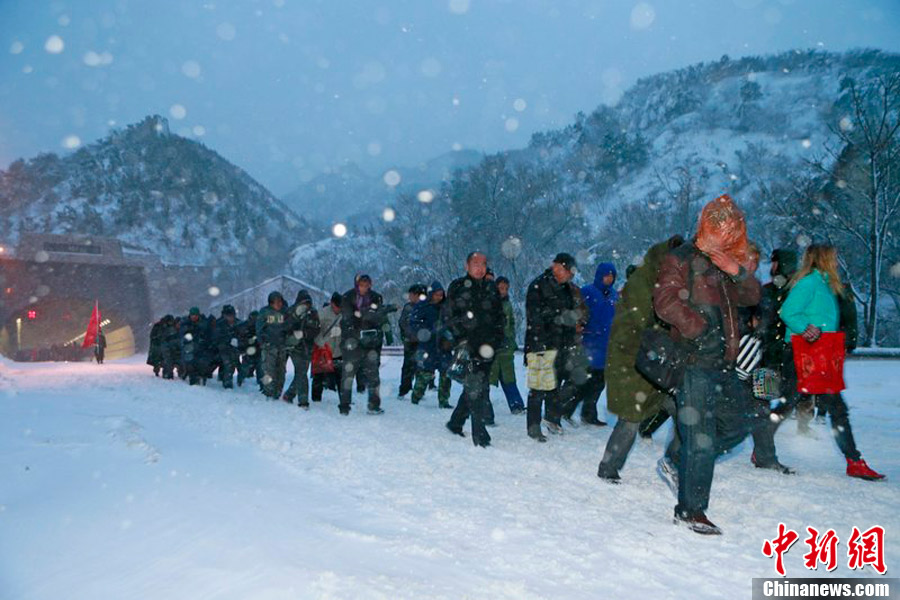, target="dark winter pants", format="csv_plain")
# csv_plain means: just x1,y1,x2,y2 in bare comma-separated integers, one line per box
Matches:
673,366,762,517
448,359,493,446
399,342,417,397
526,349,580,429
218,347,239,389
569,367,605,422
161,345,176,379
238,350,259,385
260,344,287,399
598,418,641,478
340,346,381,412
772,347,860,461
312,362,341,401
284,350,311,404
